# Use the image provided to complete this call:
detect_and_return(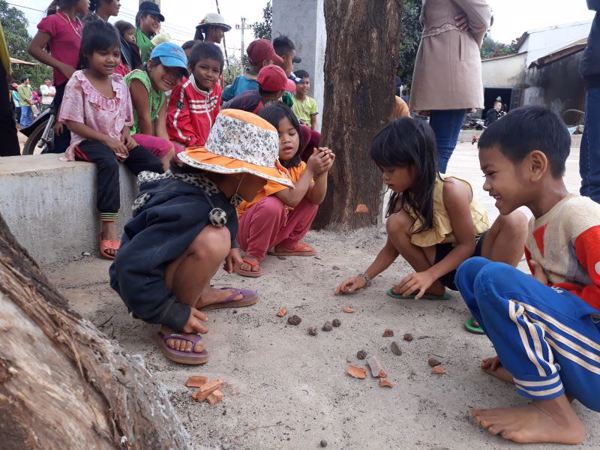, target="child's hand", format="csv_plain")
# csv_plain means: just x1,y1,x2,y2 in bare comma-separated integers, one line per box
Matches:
335,275,367,295
393,271,436,299
307,148,334,175
121,133,137,151
529,260,549,285
53,120,65,136
223,248,243,274
103,136,129,160
182,308,209,334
